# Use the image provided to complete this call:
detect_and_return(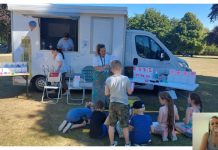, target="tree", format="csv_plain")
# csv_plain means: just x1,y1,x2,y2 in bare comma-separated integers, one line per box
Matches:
172,12,205,55
205,26,218,46
164,18,180,53
208,4,218,22
128,8,172,42
0,4,11,53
